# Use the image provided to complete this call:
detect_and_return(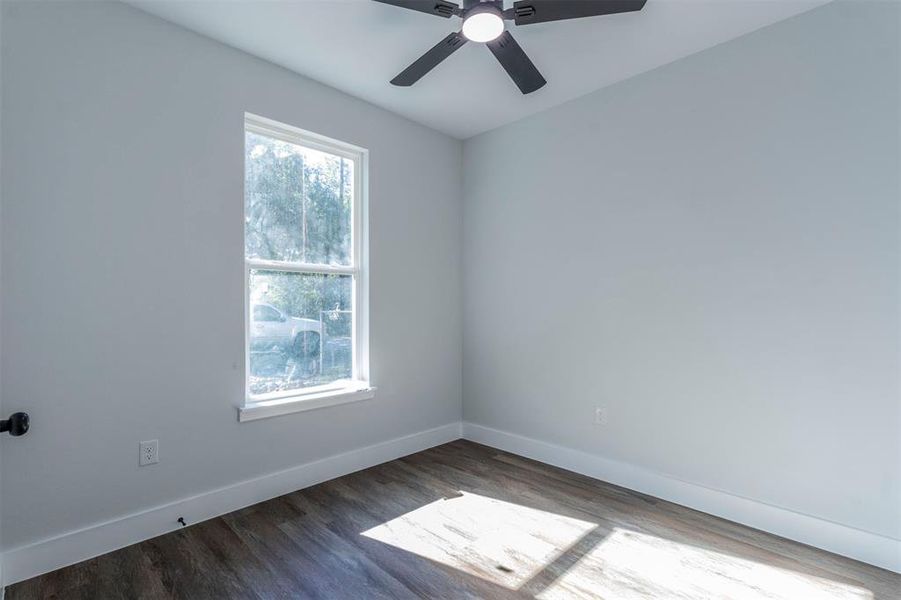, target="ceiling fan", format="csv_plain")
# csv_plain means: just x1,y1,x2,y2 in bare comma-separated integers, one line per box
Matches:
374,0,647,94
